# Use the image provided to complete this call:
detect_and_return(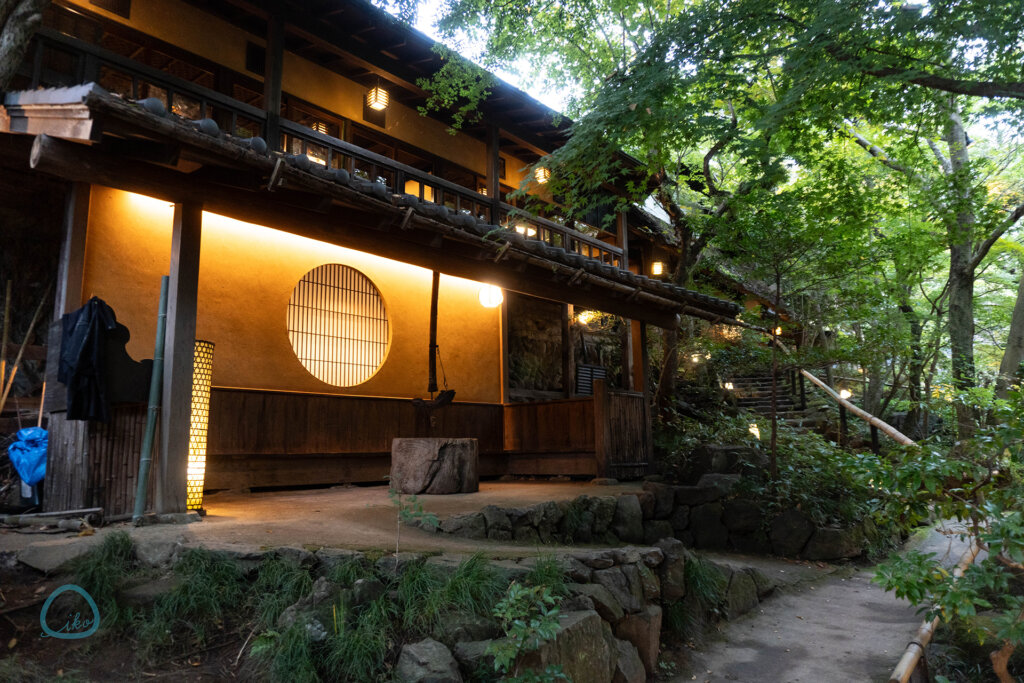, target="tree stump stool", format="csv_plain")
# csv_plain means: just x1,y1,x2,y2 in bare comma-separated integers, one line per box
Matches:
390,438,479,494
